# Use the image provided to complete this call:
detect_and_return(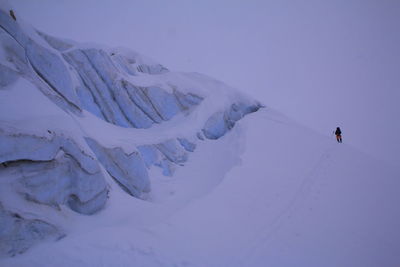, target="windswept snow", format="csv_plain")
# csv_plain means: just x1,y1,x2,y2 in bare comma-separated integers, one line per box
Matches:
2,109,400,267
